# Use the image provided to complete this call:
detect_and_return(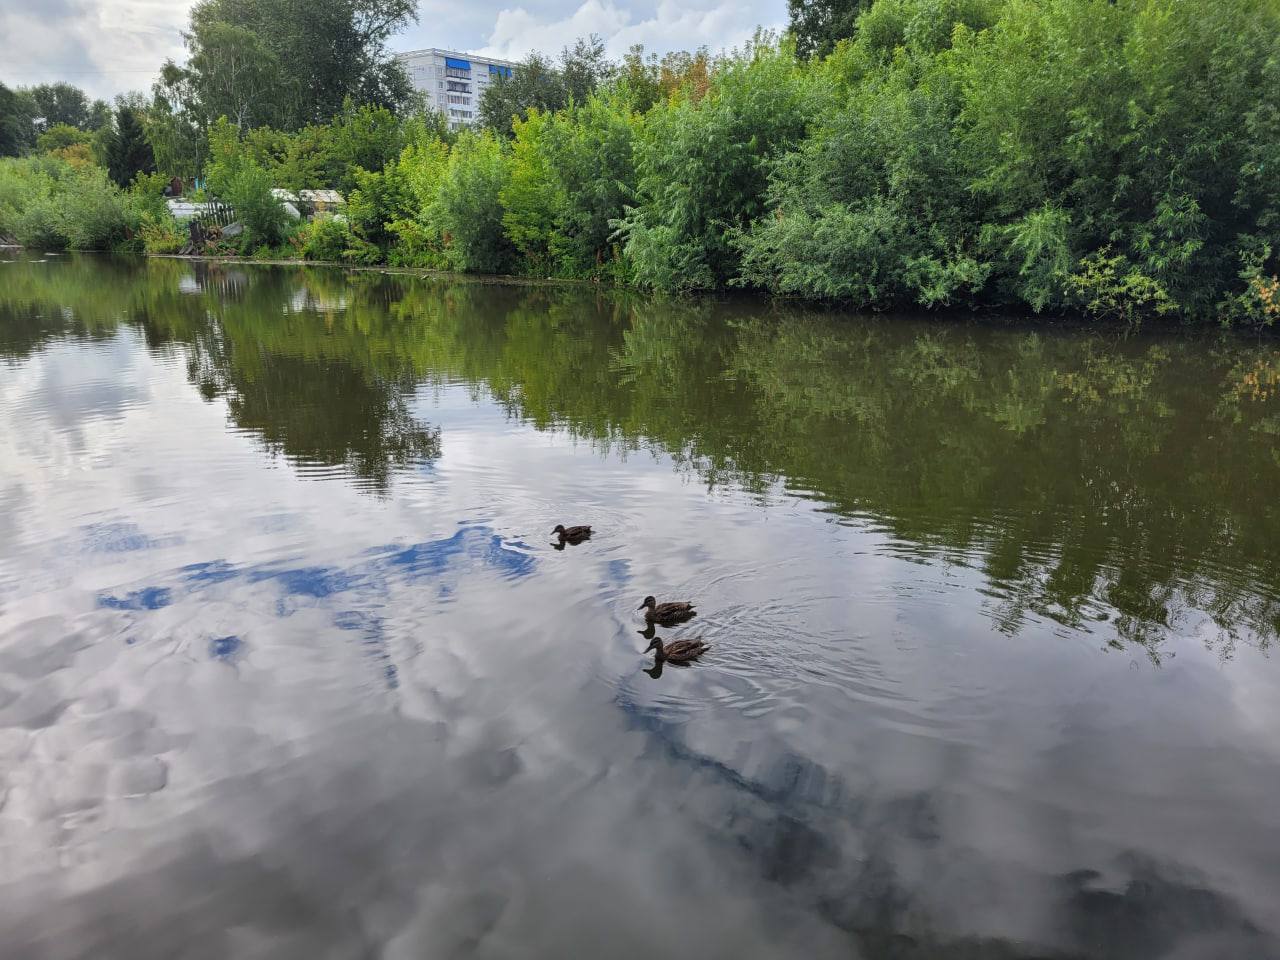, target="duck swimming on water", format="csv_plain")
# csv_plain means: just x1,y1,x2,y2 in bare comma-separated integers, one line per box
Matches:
638,595,696,626
644,636,709,665
552,524,592,546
